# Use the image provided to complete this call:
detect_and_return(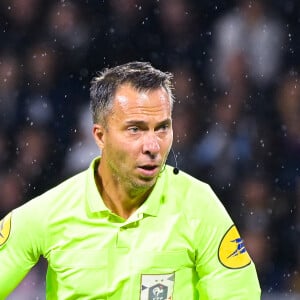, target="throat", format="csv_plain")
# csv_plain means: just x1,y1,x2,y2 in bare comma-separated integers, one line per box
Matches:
102,188,148,219
94,168,151,219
